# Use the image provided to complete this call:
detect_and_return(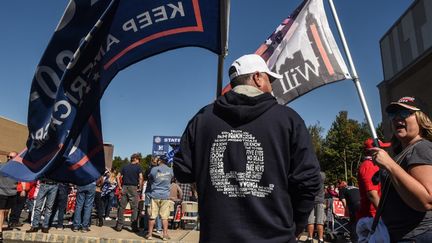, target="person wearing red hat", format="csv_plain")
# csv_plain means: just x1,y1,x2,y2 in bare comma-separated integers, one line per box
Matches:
357,138,391,220
371,96,432,242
